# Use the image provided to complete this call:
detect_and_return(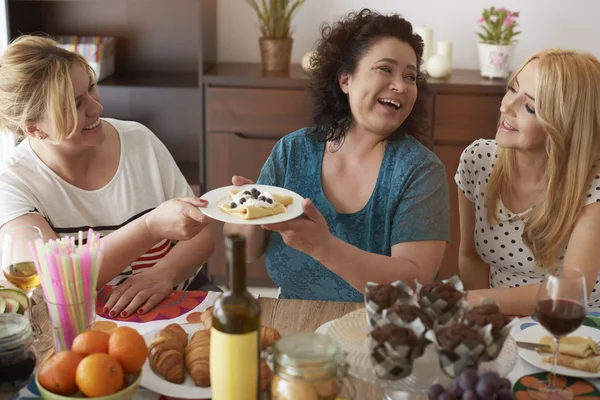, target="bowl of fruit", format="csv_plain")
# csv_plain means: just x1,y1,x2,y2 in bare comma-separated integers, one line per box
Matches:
35,327,148,400
427,369,513,400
